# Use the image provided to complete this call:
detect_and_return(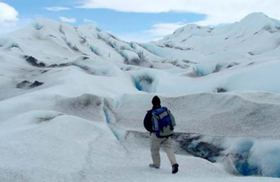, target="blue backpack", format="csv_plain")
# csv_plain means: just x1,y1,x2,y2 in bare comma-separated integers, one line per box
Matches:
151,107,176,138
